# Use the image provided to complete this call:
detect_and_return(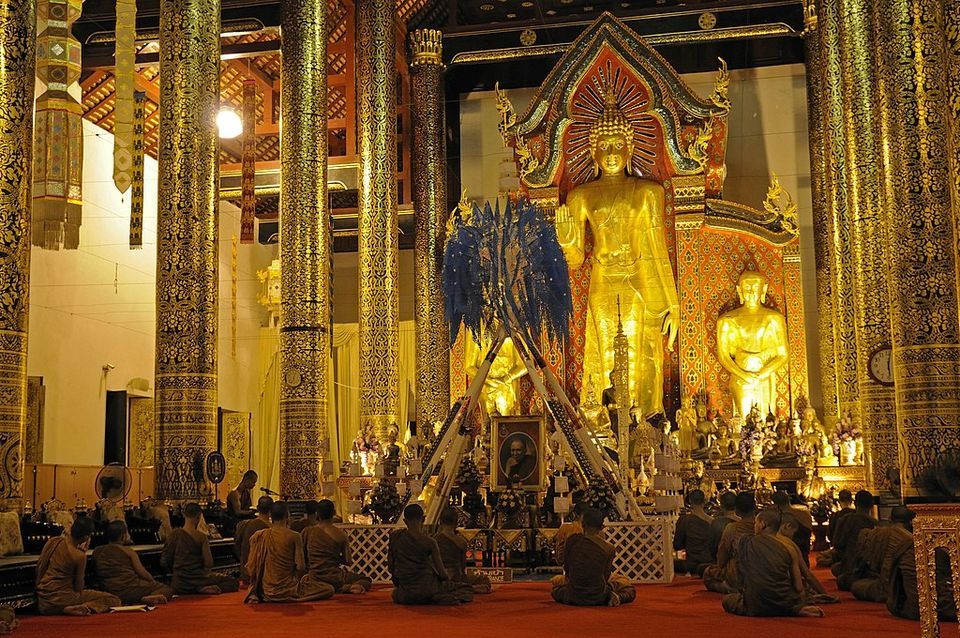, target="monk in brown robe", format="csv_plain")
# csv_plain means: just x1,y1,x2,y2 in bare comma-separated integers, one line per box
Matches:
887,538,957,621
389,504,472,605
722,509,824,617
244,501,335,603
162,503,239,595
235,495,272,581
709,491,739,559
302,499,371,594
93,520,172,605
551,508,636,607
227,470,257,520
817,489,853,568
851,506,915,602
831,490,877,590
555,502,586,567
434,507,491,594
674,489,714,576
776,514,838,605
771,491,813,565
290,500,319,533
36,517,121,615
704,492,756,594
